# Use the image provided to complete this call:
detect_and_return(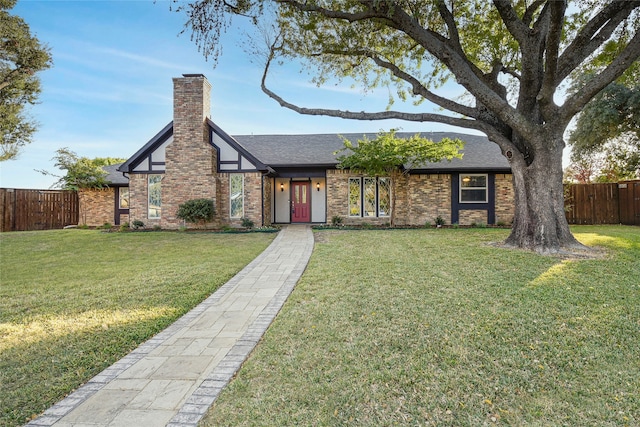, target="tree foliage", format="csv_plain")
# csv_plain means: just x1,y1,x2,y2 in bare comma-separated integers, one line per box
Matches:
0,0,52,161
335,129,463,176
38,148,126,190
180,0,640,253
